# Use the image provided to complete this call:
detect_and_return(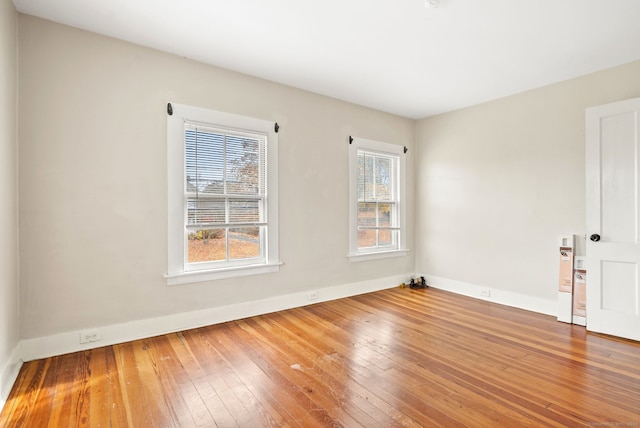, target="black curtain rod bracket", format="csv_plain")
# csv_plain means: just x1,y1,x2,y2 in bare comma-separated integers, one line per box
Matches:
167,102,173,116
404,146,408,154
349,136,353,144
274,123,279,133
